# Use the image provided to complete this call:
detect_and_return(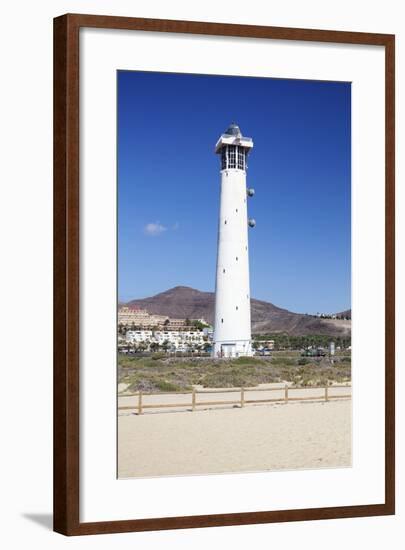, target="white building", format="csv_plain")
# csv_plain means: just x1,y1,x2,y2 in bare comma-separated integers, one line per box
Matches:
125,329,205,350
213,123,255,358
154,330,205,349
125,330,153,343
